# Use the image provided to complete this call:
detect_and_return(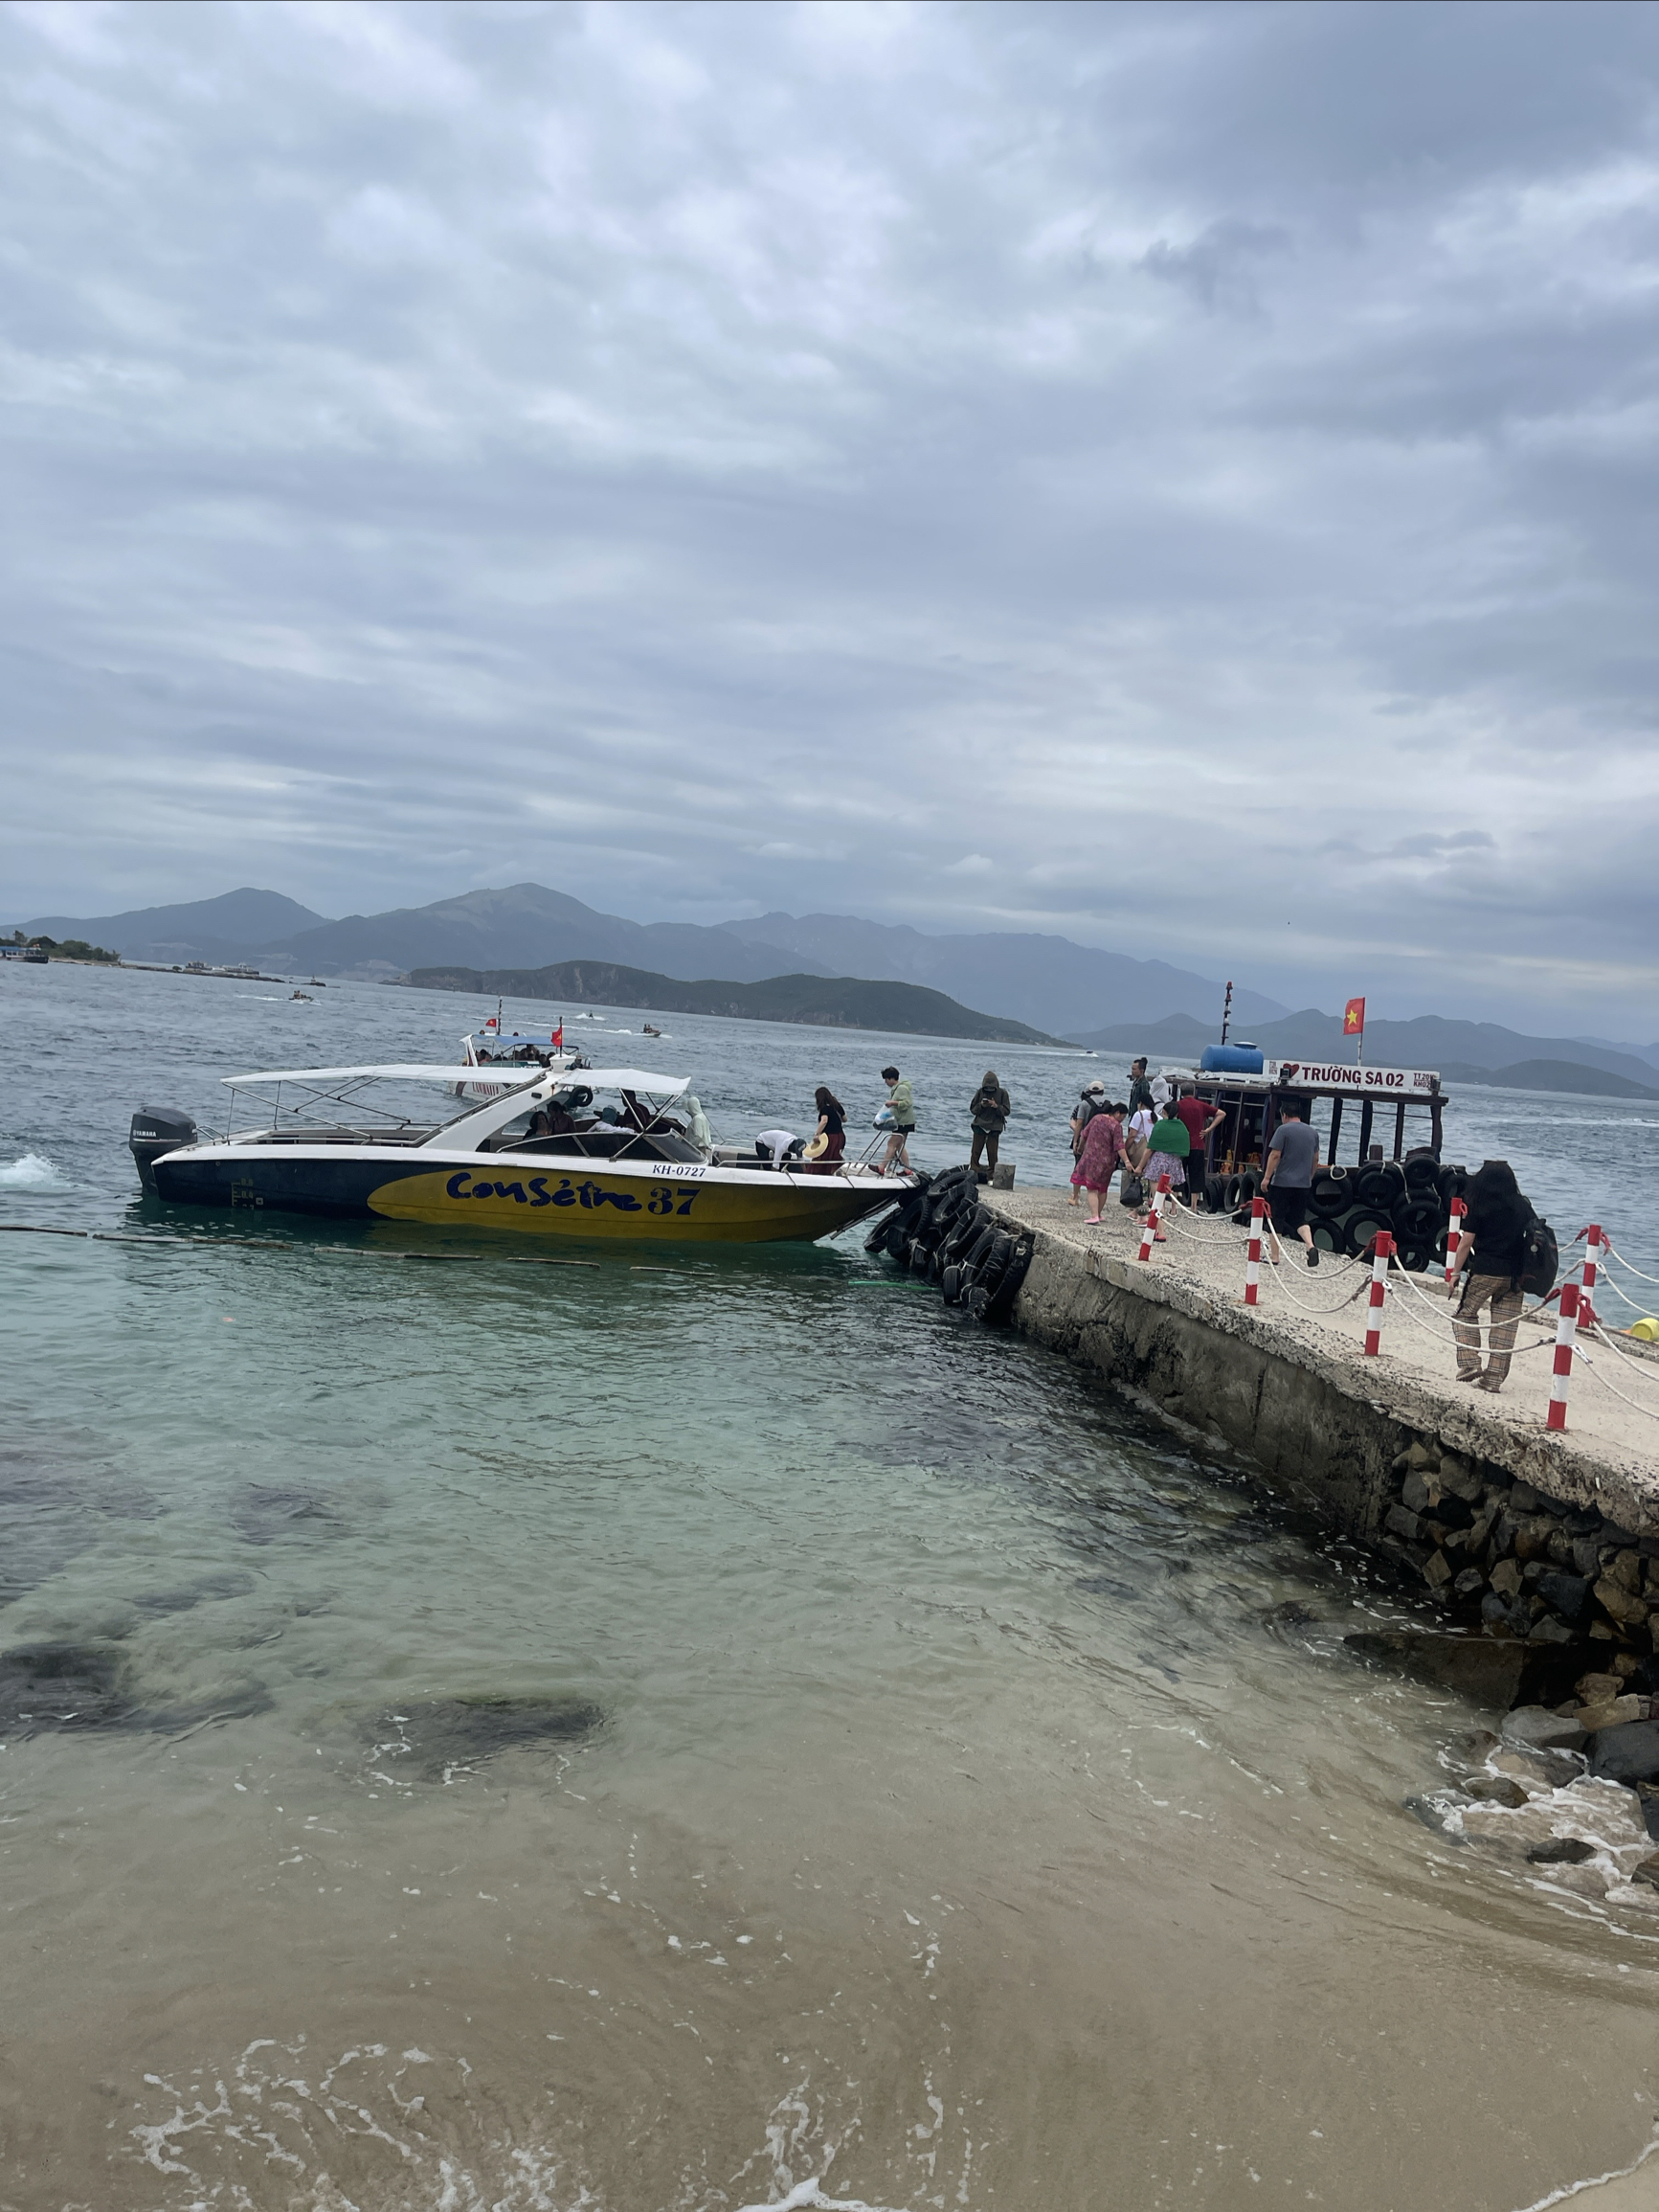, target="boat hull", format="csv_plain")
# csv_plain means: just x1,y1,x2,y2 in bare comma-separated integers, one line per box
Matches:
150,1144,901,1245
